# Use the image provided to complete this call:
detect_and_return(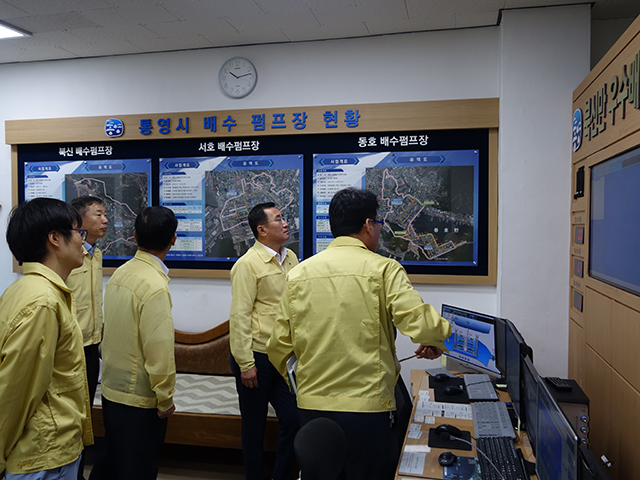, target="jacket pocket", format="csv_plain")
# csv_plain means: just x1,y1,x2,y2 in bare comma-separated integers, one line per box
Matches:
256,310,277,339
